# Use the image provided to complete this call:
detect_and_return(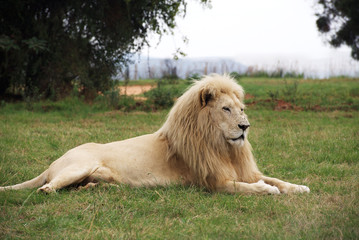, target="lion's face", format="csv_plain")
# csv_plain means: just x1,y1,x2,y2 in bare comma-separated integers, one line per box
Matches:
209,93,250,146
